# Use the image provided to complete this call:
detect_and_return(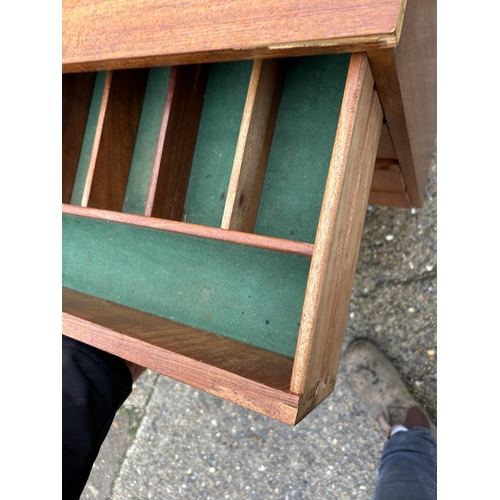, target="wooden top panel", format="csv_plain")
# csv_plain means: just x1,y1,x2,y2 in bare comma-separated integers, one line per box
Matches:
62,0,405,72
